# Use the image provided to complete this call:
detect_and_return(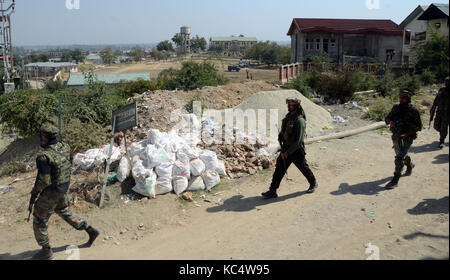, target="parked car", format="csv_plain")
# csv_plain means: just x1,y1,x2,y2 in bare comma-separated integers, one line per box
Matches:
228,65,240,72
